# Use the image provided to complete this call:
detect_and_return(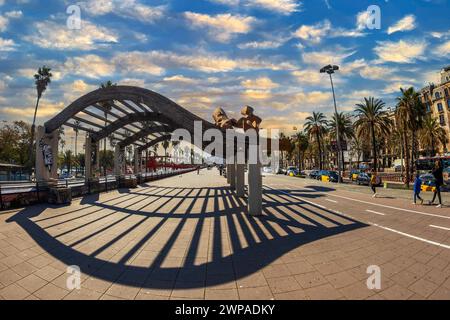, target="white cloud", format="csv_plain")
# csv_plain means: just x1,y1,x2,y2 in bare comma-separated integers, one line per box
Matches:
238,39,285,49
112,51,165,75
163,75,197,84
436,40,450,57
294,20,331,43
0,10,22,31
64,55,115,79
82,0,165,23
292,69,323,85
359,65,394,80
302,48,356,66
0,37,16,51
241,77,278,89
184,12,255,42
356,10,371,30
387,15,416,35
246,0,302,15
374,39,426,63
23,20,118,50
